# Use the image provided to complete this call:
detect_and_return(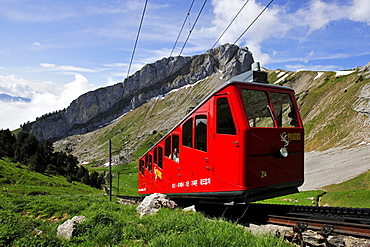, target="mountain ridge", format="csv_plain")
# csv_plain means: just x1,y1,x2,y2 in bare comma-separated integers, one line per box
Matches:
22,44,254,142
